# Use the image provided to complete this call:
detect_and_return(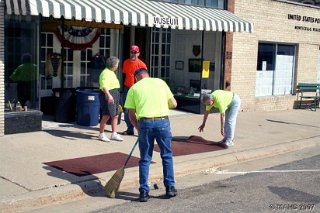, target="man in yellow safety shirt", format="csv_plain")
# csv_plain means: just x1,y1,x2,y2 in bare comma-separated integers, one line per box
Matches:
124,68,177,202
198,90,241,147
